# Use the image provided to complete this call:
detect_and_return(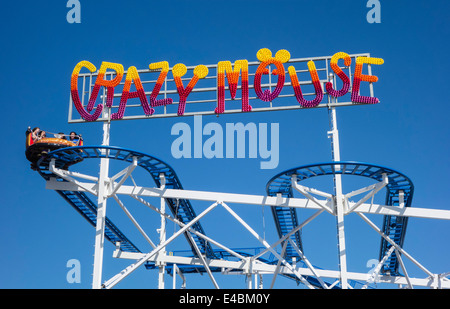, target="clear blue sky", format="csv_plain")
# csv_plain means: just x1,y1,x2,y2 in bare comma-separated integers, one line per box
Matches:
1,0,449,289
